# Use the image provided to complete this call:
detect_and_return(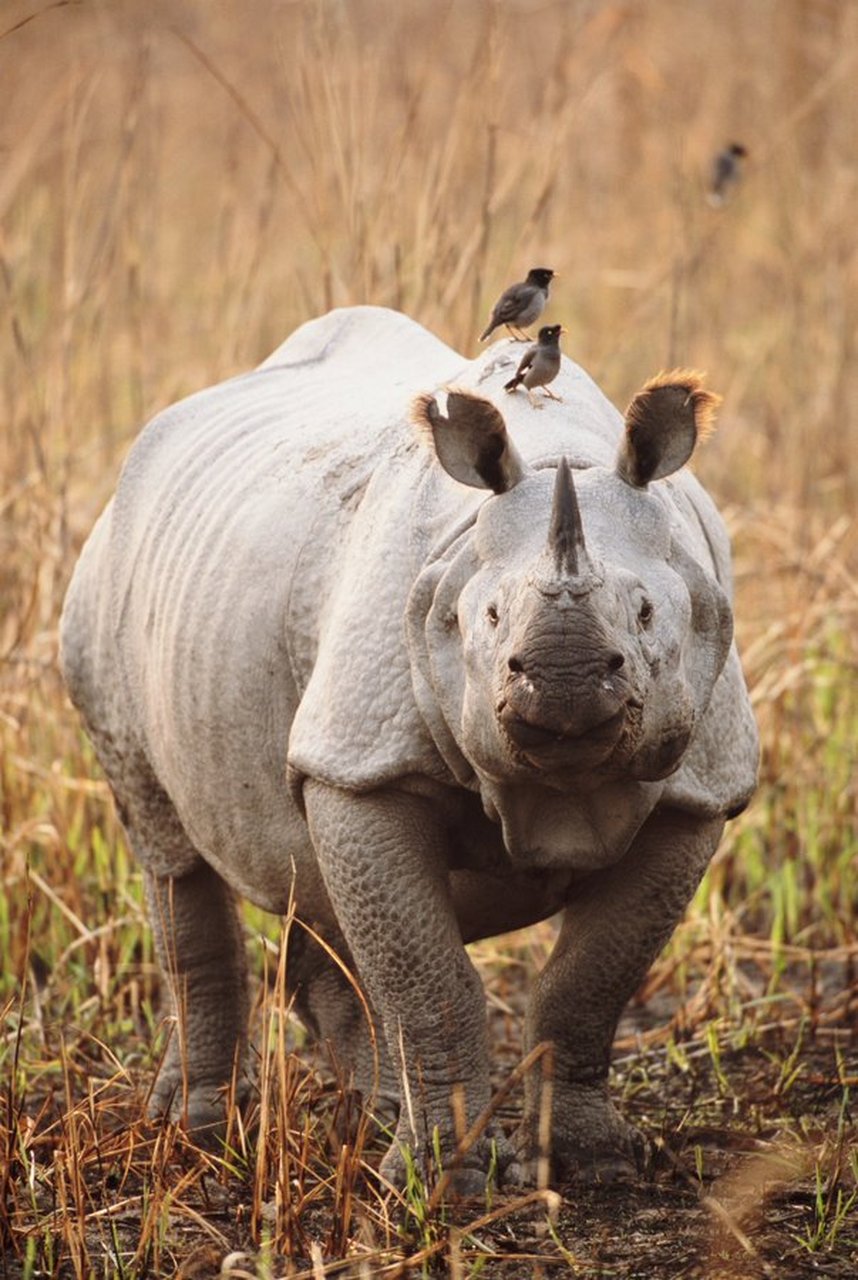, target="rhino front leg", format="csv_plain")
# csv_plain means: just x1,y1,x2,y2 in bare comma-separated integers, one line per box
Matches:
521,809,723,1182
304,780,513,1193
144,863,250,1131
